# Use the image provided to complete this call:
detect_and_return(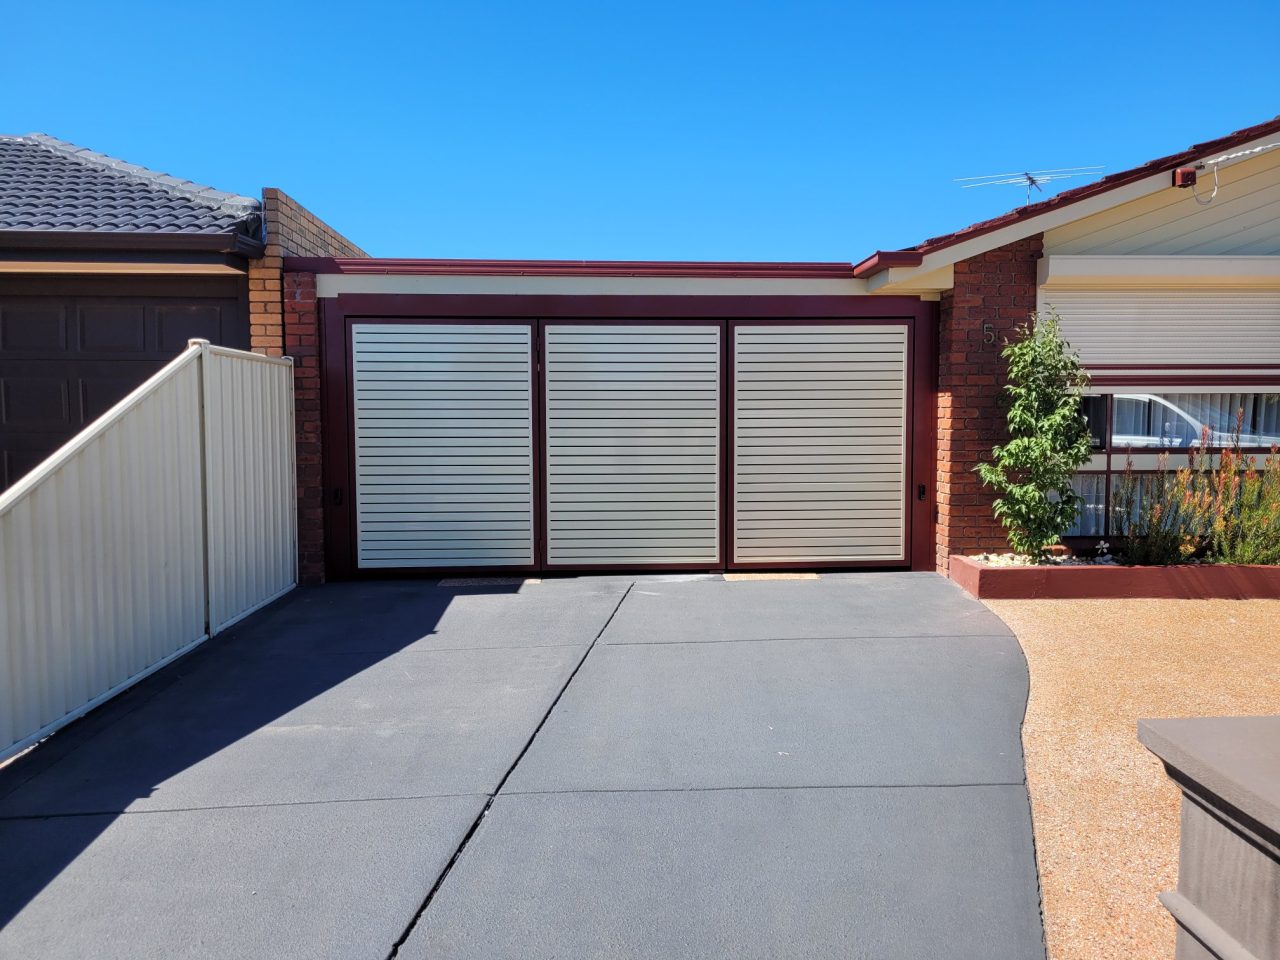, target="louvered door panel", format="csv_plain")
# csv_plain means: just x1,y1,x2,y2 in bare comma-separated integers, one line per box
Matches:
733,324,908,563
544,324,721,565
351,323,534,568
